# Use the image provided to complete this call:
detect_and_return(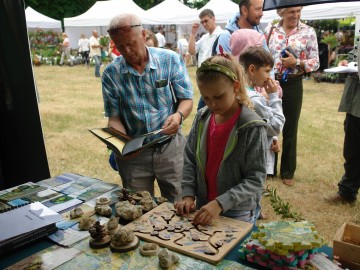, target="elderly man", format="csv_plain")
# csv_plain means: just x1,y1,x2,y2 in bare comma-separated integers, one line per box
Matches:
102,13,193,202
89,30,102,77
215,0,264,54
